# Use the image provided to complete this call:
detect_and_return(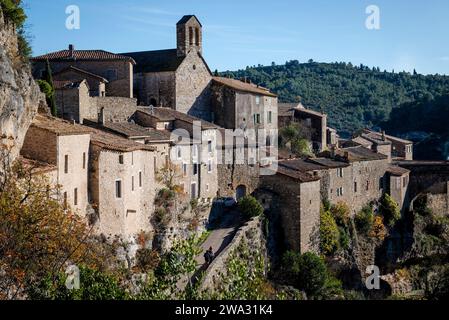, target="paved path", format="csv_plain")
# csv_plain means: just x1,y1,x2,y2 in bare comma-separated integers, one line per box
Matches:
177,208,242,291
195,210,242,267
